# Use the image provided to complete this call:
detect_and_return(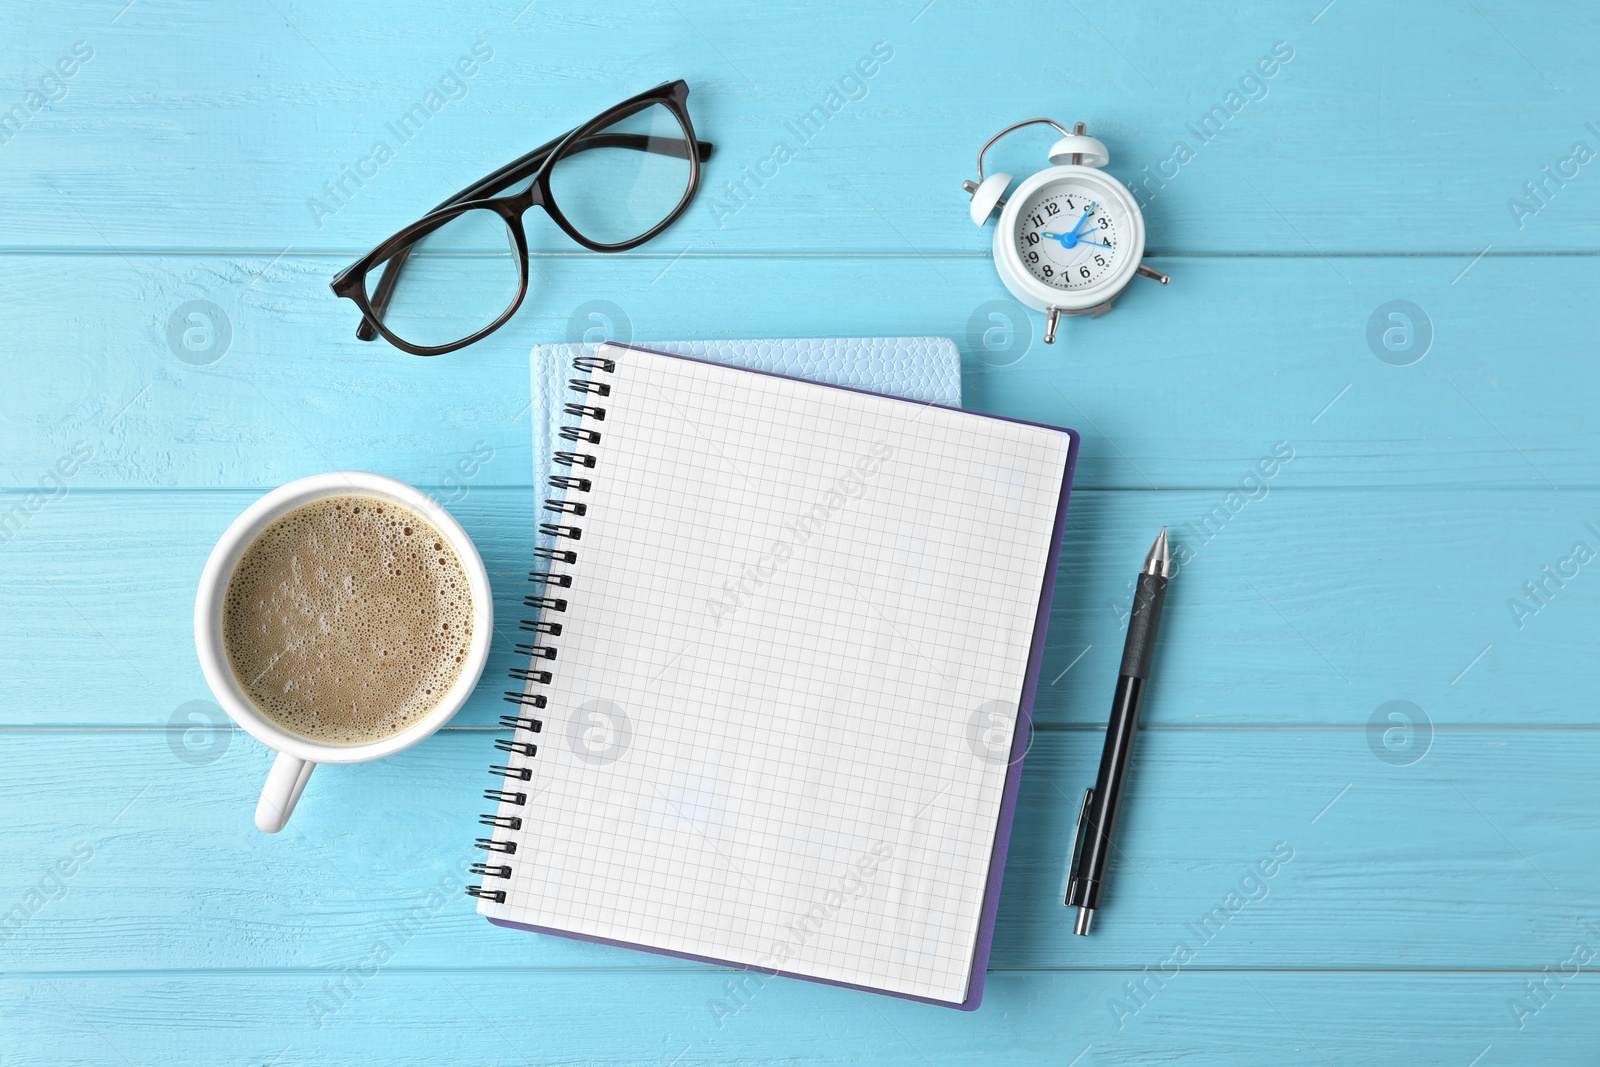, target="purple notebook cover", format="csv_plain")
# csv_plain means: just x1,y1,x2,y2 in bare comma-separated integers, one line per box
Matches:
485,342,1080,1011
